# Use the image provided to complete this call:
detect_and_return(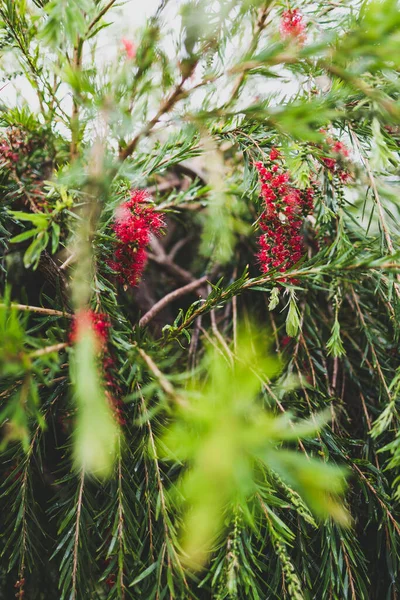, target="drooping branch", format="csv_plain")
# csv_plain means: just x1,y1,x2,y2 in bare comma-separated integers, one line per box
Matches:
138,275,209,328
